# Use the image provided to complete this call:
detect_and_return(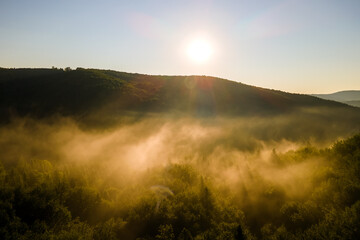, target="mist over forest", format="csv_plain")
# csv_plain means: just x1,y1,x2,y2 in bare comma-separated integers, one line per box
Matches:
1,68,360,239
